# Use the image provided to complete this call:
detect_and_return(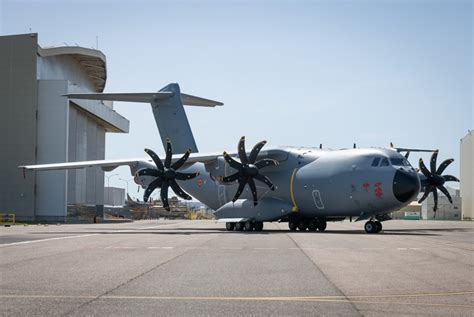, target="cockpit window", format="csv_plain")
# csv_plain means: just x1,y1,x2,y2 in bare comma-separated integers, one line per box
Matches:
390,158,409,166
380,158,390,167
371,158,381,166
